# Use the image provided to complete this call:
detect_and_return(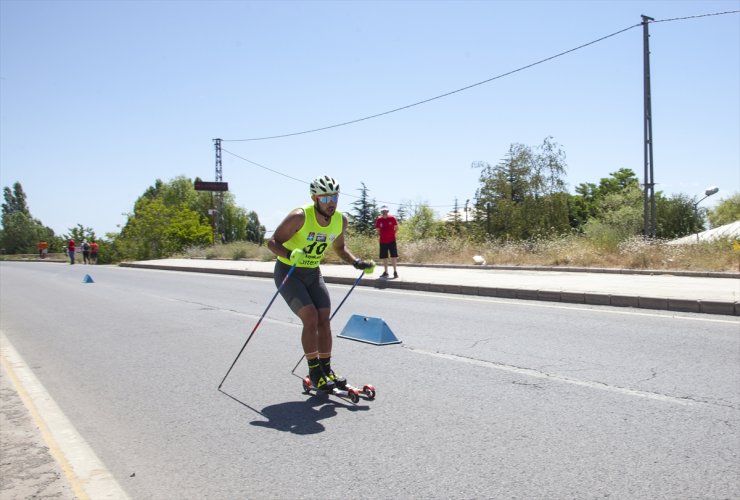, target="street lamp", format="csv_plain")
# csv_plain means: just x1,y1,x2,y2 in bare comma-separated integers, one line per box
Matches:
693,186,719,241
